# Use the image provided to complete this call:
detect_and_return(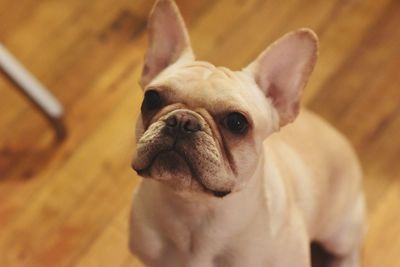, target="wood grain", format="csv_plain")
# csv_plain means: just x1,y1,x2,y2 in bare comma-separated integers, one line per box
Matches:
0,0,399,266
